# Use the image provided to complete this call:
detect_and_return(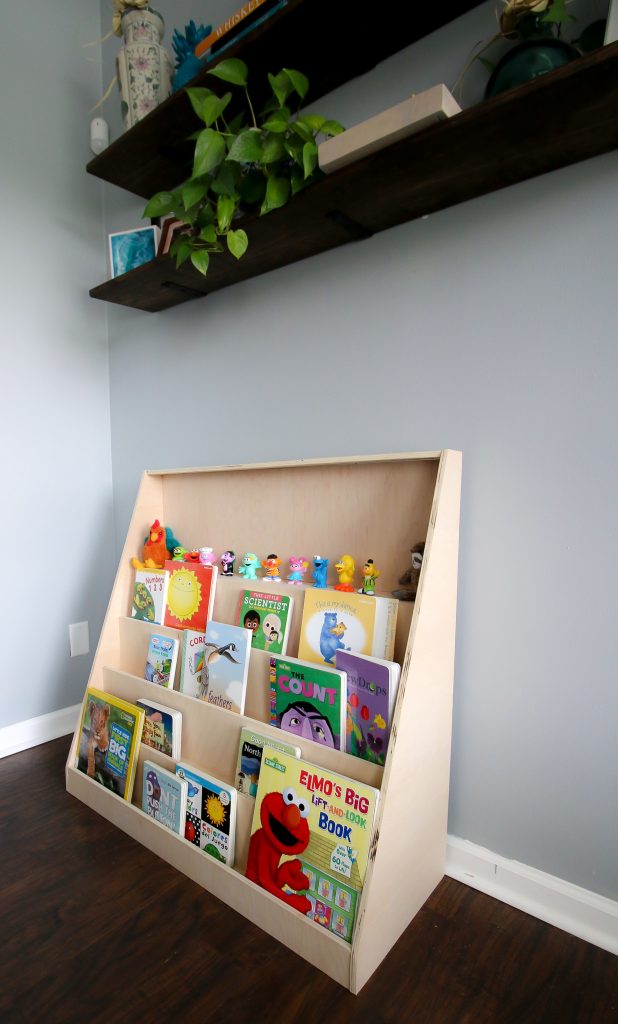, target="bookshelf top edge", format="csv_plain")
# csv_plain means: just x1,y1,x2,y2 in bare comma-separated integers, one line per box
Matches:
144,451,451,477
